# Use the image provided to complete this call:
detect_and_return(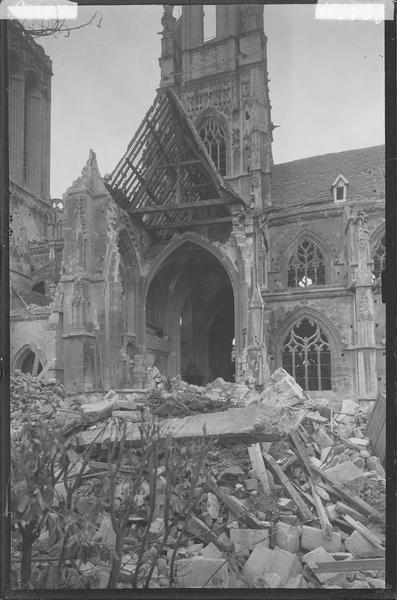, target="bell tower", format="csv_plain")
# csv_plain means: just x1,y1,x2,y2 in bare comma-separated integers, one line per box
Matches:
159,4,273,209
